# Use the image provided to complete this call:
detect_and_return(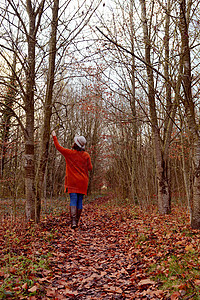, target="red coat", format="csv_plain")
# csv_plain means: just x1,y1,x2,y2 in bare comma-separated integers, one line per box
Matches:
53,136,93,195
